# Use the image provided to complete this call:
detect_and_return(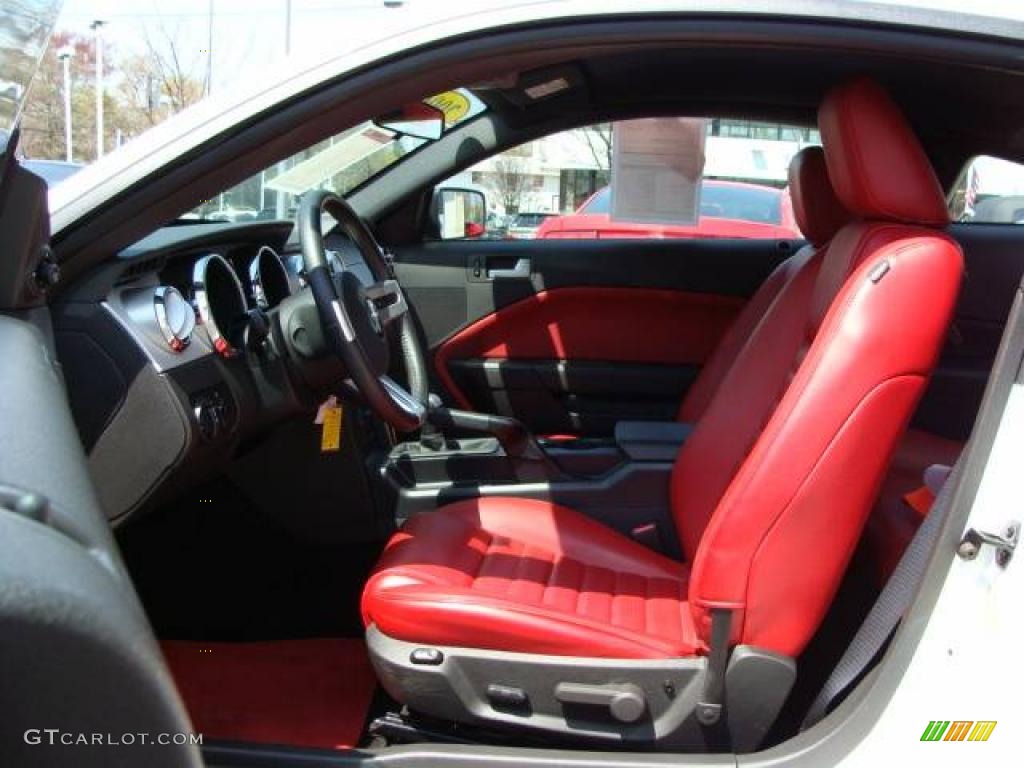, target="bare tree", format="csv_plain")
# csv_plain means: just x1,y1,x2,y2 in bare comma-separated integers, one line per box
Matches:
488,155,531,214
576,123,613,170
19,31,112,160
139,23,205,115
113,20,207,143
